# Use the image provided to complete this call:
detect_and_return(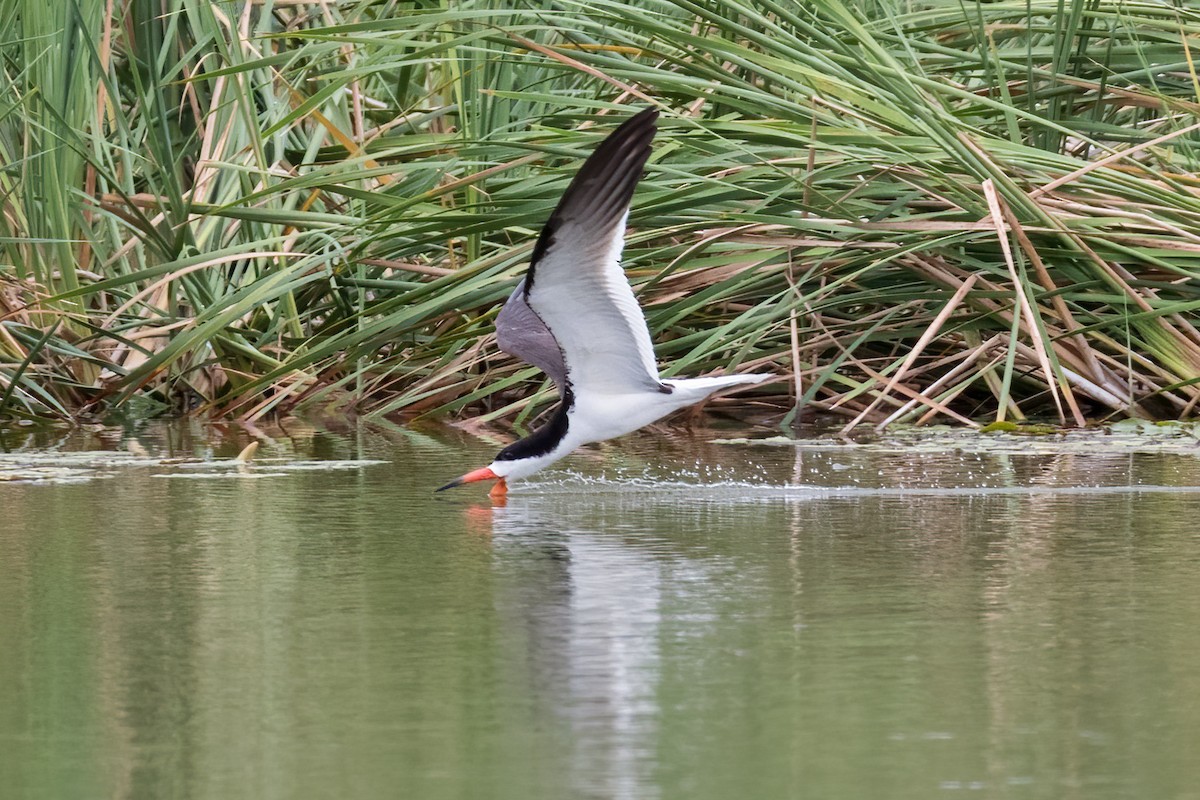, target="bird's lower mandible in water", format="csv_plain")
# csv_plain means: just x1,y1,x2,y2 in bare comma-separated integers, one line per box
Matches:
437,108,773,498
